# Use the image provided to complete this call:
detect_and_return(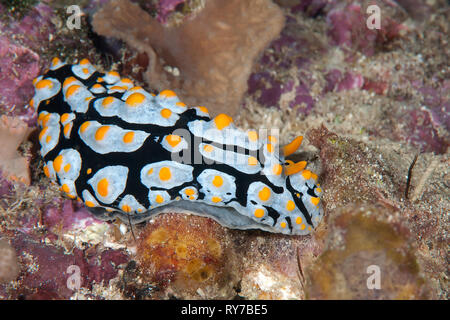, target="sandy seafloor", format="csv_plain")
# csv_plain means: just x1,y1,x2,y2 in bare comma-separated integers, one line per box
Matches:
0,0,448,300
